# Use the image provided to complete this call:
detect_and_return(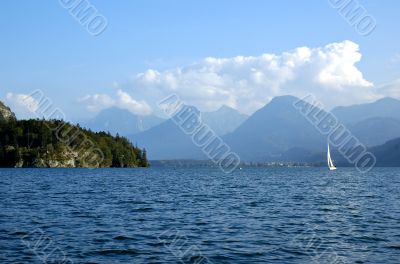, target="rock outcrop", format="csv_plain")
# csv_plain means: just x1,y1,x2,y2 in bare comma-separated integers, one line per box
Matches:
0,101,16,122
